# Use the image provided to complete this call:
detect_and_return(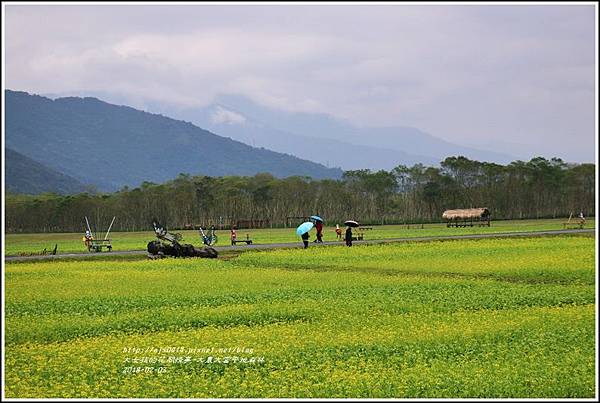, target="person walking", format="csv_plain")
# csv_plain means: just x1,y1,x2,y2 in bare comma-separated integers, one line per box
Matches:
315,220,324,243
301,231,310,249
345,226,353,247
